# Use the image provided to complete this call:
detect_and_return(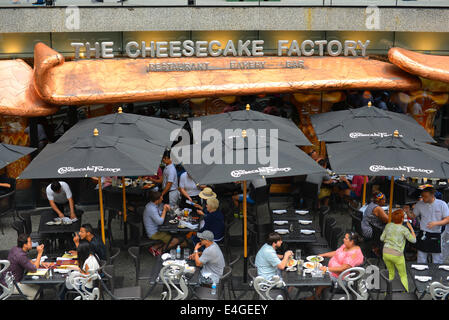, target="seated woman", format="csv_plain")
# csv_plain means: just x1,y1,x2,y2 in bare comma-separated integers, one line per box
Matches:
380,209,416,292
60,240,100,299
192,198,225,245
308,232,364,300
361,192,389,247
